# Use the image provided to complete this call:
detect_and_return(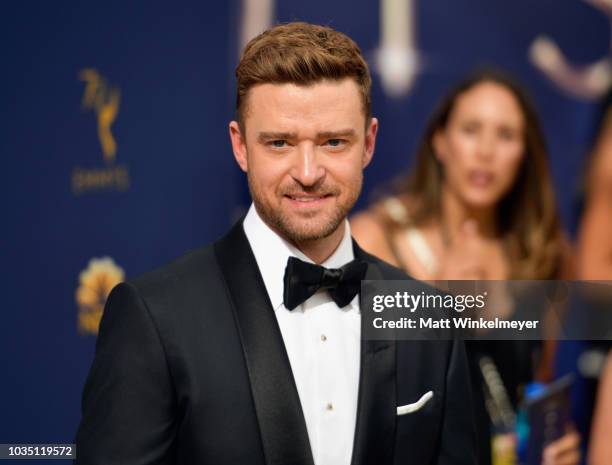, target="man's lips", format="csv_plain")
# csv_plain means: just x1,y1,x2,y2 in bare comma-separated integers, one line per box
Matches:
285,194,332,201
283,193,334,206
